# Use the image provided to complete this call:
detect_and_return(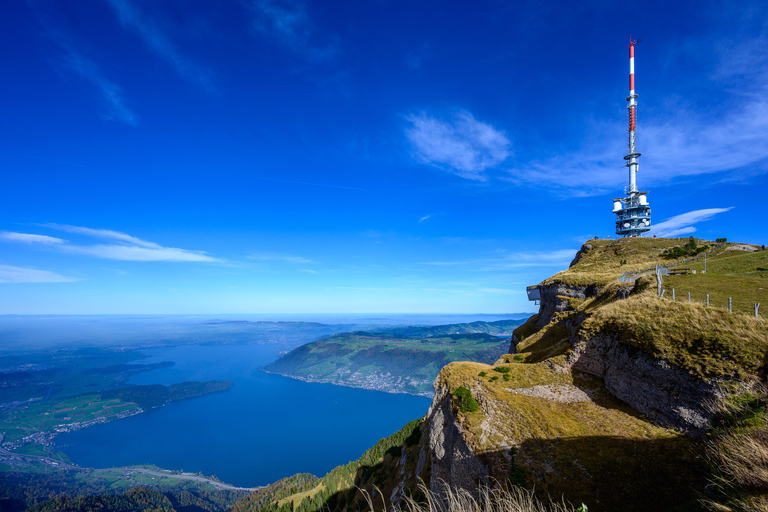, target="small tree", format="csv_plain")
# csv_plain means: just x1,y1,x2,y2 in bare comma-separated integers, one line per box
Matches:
452,386,479,413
